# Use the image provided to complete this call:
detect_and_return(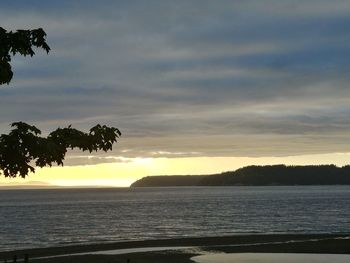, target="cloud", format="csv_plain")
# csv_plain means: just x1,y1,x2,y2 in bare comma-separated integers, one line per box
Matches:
62,155,133,166
0,1,350,163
